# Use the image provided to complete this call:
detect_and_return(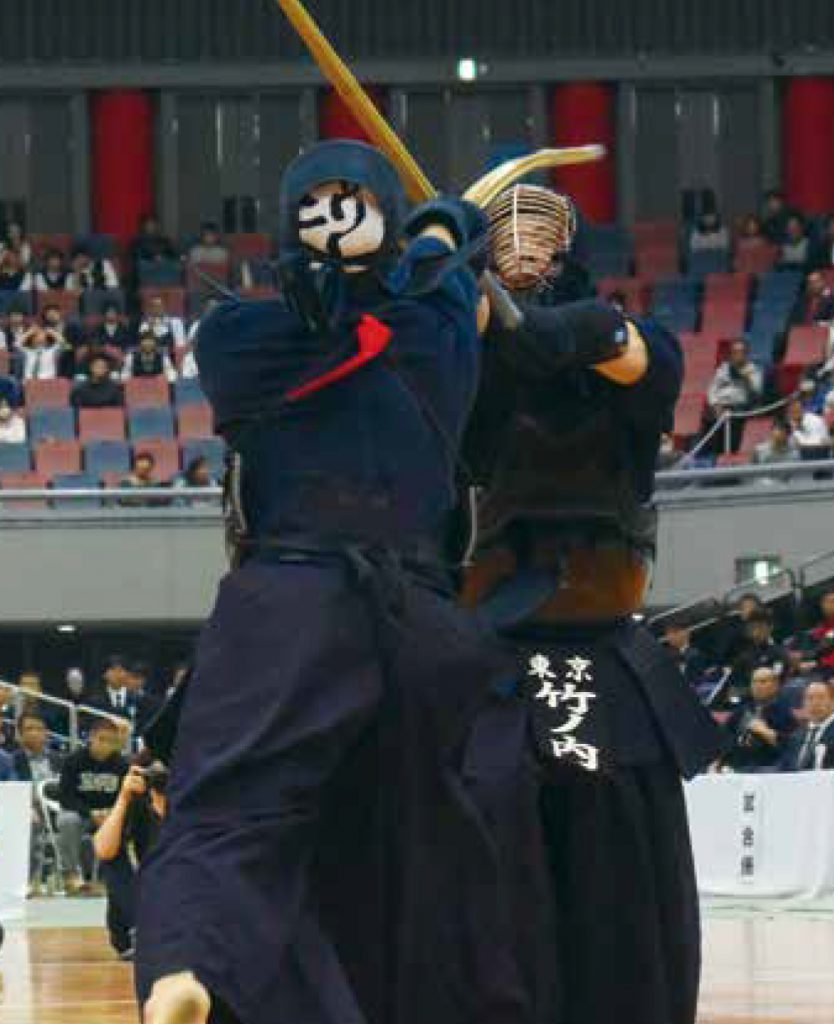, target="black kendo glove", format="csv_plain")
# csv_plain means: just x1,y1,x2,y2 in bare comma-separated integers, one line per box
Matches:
402,197,490,277
507,299,631,377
